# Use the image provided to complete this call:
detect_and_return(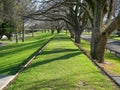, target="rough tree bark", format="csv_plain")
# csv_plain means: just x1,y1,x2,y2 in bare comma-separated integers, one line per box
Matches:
16,32,18,43
97,13,120,63
66,23,75,38
6,34,12,41
22,19,25,42
75,29,80,43
74,26,84,44
90,0,104,60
